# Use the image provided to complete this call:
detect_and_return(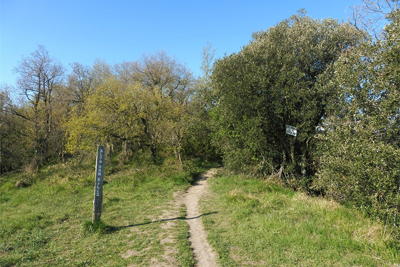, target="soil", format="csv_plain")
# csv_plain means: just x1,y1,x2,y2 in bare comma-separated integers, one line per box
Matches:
183,168,218,267
123,168,218,267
